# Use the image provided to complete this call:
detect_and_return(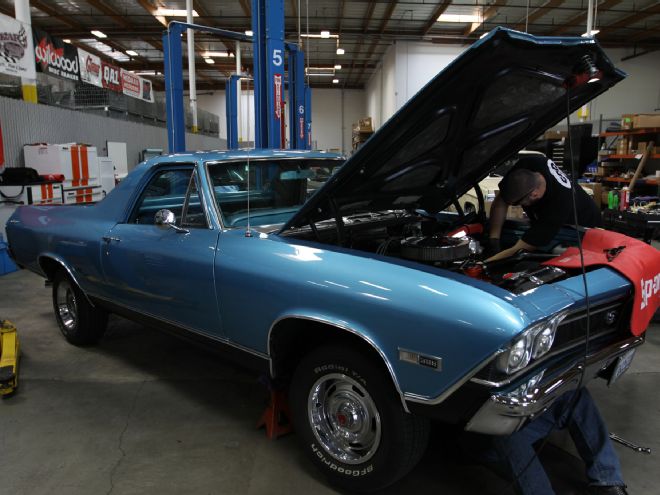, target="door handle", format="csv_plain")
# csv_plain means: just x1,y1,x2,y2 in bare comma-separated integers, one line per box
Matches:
102,236,121,243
